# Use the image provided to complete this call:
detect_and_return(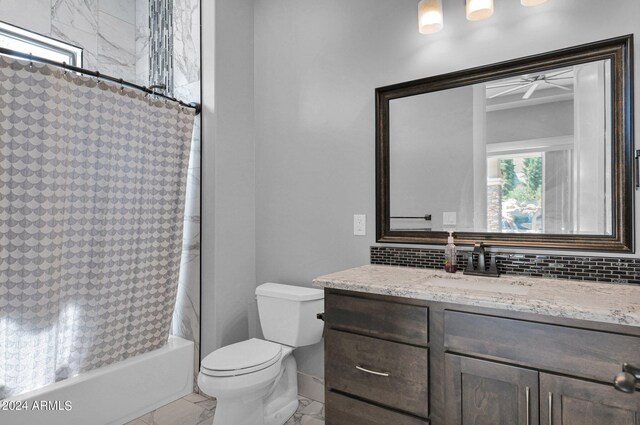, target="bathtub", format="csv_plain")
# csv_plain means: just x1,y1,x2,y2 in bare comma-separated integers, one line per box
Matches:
1,336,194,425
